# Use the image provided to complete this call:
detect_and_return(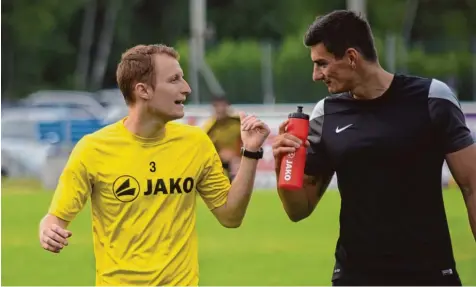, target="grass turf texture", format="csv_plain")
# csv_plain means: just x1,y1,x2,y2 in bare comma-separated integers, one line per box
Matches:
2,178,475,286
